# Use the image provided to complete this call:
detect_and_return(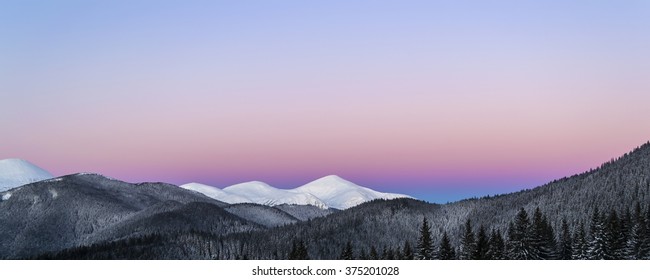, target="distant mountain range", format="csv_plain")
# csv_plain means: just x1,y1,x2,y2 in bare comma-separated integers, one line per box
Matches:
181,175,411,209
1,141,649,259
0,158,411,210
